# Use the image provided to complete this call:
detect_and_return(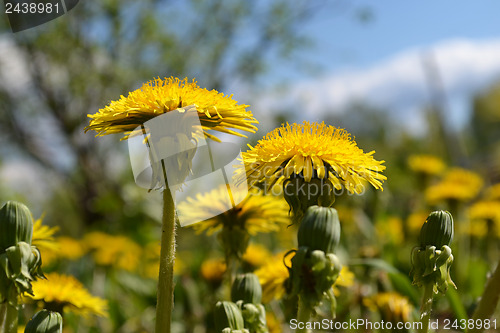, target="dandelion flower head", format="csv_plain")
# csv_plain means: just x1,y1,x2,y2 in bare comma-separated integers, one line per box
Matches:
243,122,386,194
32,216,59,252
426,168,483,204
85,77,258,142
363,292,413,323
84,232,142,272
182,186,290,236
22,273,108,318
408,154,446,175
